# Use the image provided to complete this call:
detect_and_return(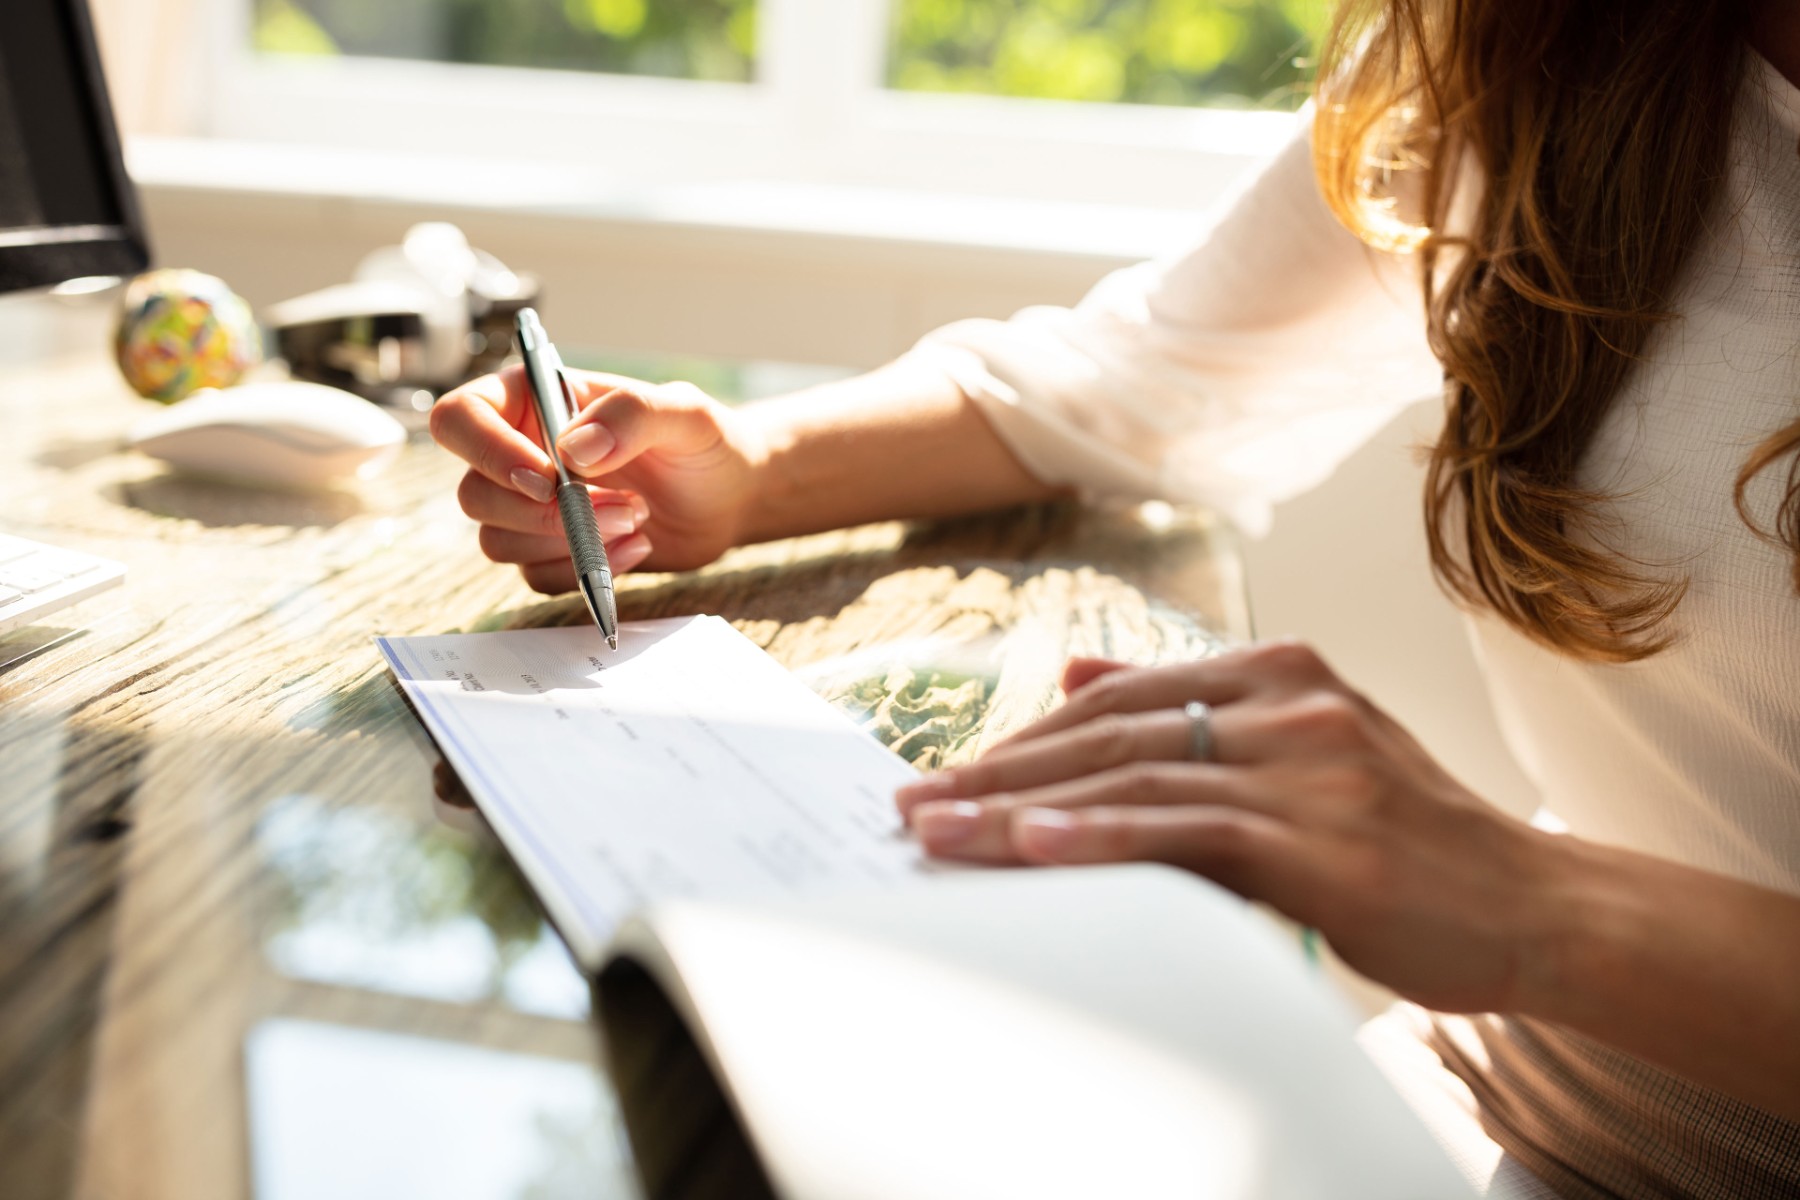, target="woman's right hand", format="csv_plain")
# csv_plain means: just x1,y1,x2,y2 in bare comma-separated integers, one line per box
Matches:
429,366,765,593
